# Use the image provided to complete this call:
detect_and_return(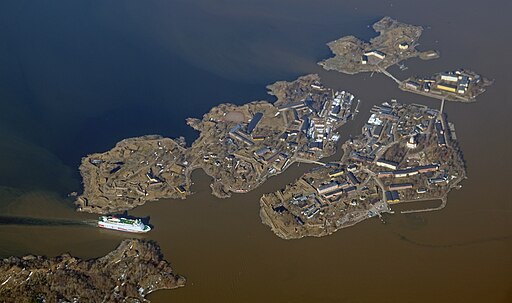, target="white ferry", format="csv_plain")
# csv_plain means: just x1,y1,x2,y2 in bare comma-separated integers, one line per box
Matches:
97,216,151,233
